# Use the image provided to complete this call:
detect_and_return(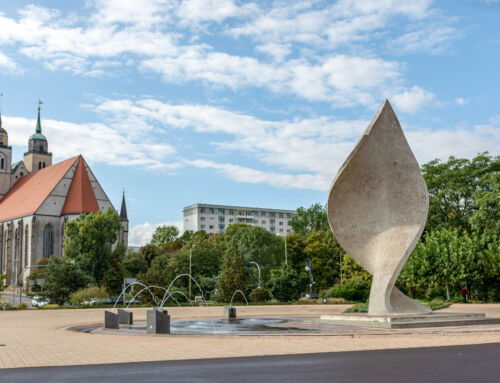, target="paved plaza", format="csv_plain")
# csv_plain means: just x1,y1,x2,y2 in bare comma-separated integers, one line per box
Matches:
1,304,500,369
